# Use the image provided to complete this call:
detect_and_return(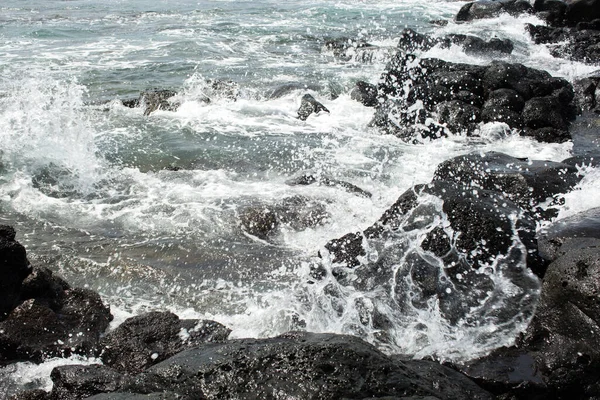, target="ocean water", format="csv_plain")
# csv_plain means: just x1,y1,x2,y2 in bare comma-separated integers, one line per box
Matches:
1,0,599,393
